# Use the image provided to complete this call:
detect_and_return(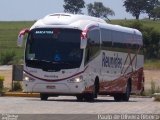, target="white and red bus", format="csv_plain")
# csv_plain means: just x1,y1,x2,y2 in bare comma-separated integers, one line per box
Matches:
18,13,144,101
